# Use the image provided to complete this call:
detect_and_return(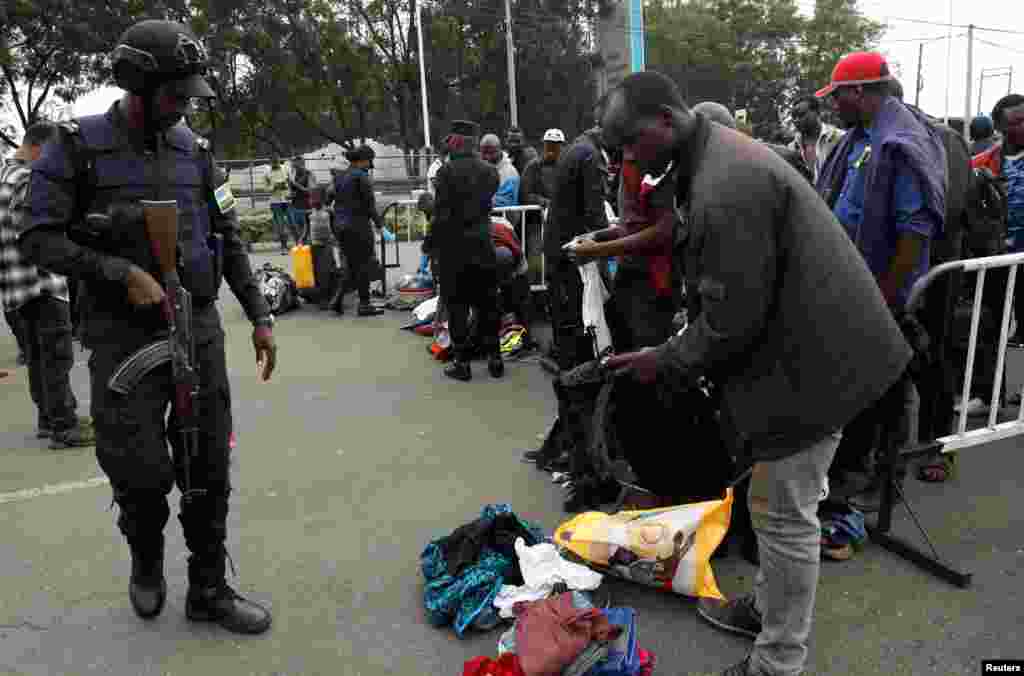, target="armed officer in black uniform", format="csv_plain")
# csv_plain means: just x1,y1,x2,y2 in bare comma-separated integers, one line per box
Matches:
432,120,503,381
19,20,277,634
